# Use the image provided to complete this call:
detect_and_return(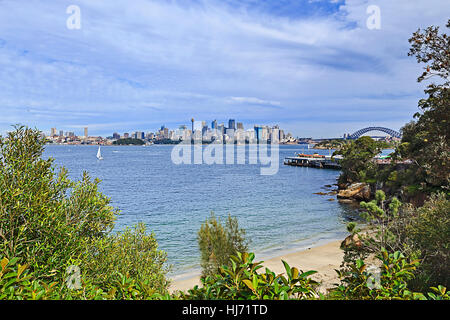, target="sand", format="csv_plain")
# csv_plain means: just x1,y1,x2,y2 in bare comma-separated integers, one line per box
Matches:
169,240,344,294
